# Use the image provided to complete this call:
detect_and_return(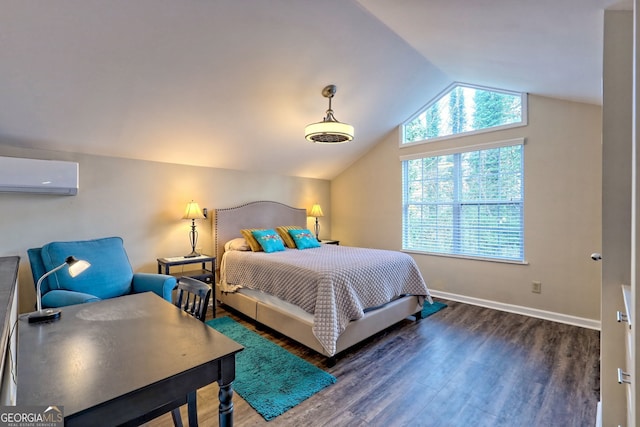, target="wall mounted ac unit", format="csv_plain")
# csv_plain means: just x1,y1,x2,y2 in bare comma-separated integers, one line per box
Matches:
0,156,79,195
